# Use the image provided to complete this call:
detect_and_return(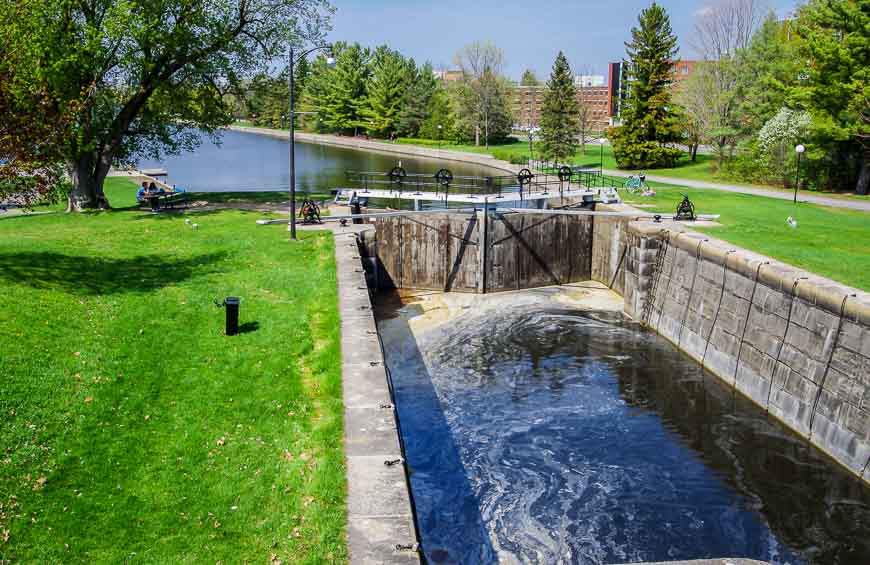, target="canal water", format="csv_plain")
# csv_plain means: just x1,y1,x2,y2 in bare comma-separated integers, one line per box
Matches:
376,290,870,565
136,128,500,193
